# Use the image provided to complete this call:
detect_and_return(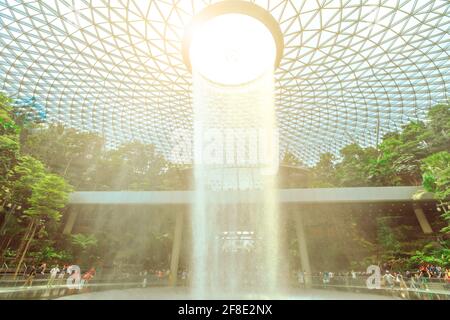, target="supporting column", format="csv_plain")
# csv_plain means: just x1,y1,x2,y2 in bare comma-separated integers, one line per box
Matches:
169,212,184,287
63,209,78,235
413,203,433,234
293,208,312,287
